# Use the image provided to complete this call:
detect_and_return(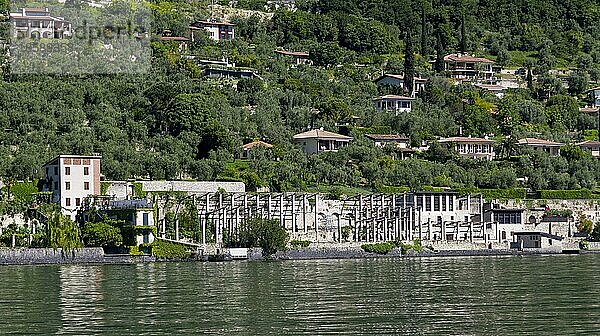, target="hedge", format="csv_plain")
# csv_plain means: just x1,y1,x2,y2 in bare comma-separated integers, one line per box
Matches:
457,188,526,199
421,186,445,192
376,185,410,194
539,189,596,199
